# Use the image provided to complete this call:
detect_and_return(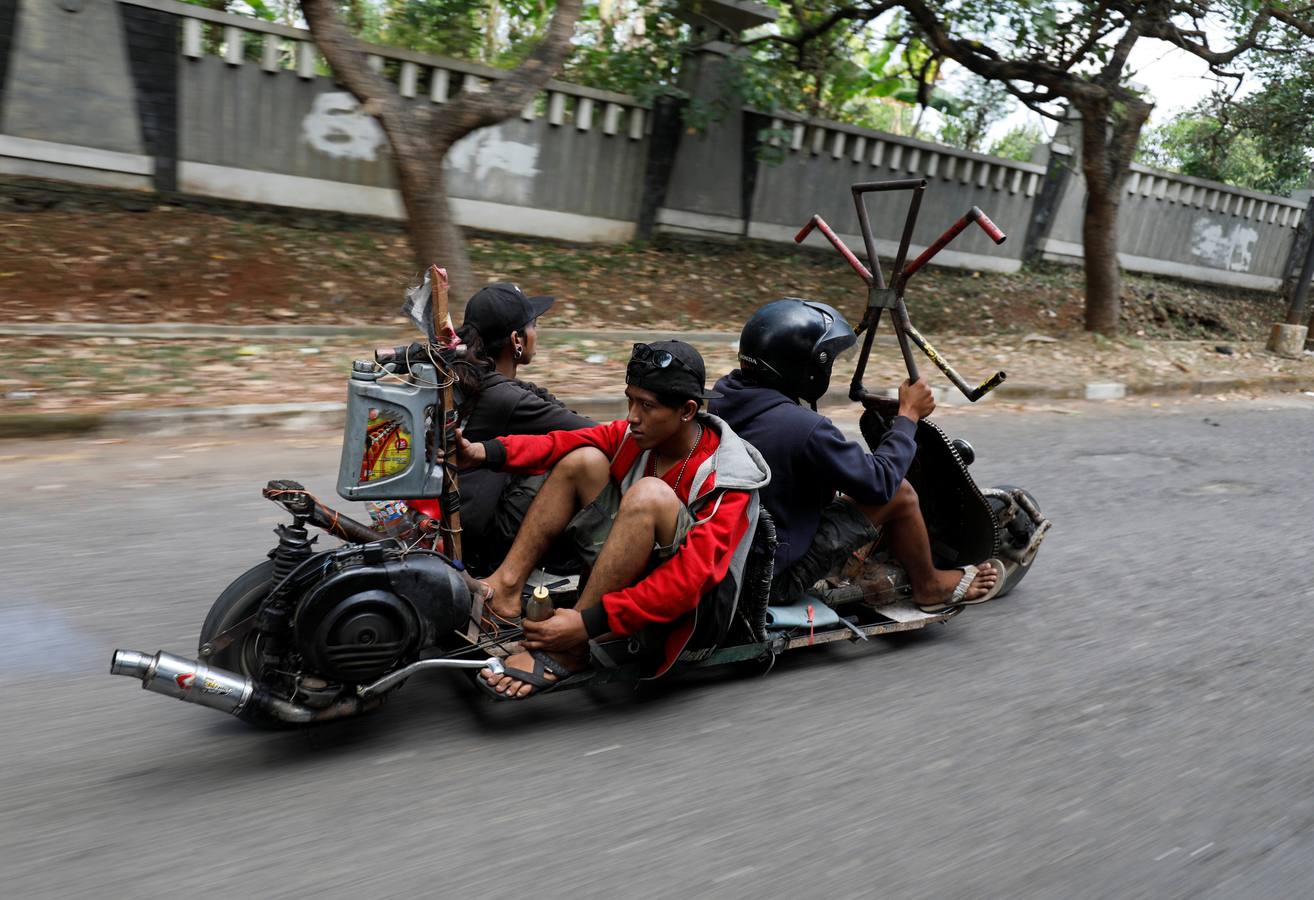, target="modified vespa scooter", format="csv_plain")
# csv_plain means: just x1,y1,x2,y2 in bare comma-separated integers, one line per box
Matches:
111,179,1050,727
